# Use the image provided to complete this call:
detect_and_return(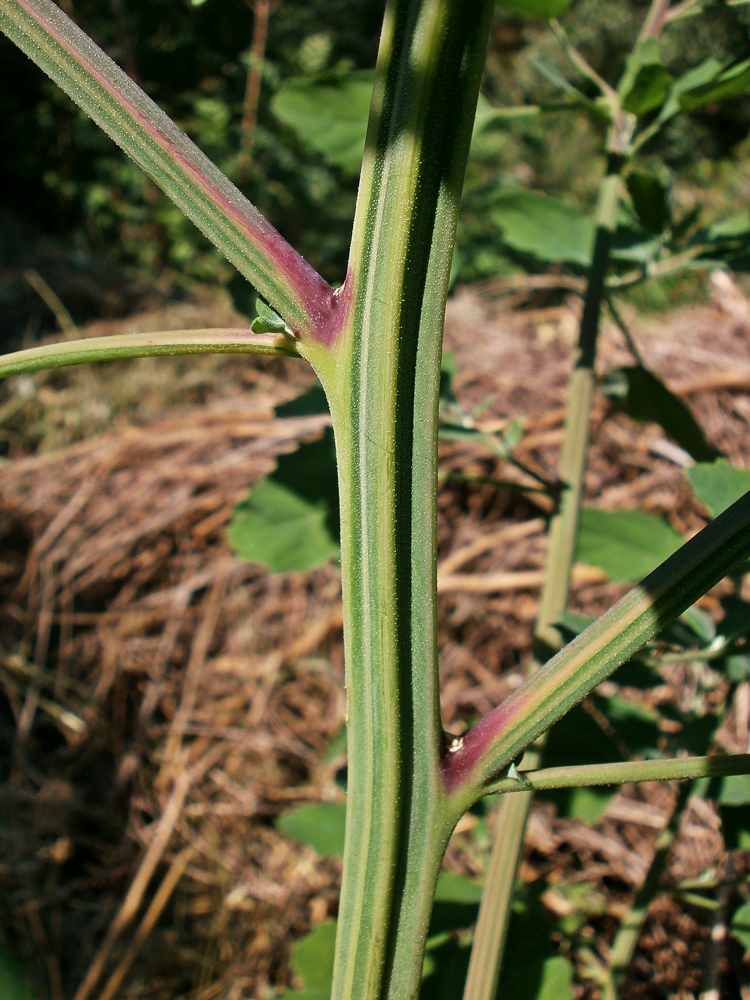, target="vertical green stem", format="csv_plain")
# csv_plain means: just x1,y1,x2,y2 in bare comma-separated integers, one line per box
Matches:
535,151,623,652
305,3,494,998
462,146,626,1000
